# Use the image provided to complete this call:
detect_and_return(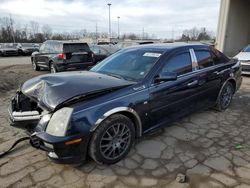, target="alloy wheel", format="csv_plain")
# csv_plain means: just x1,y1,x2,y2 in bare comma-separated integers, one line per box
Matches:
100,123,131,160
50,64,56,73
221,84,233,109
32,60,36,70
